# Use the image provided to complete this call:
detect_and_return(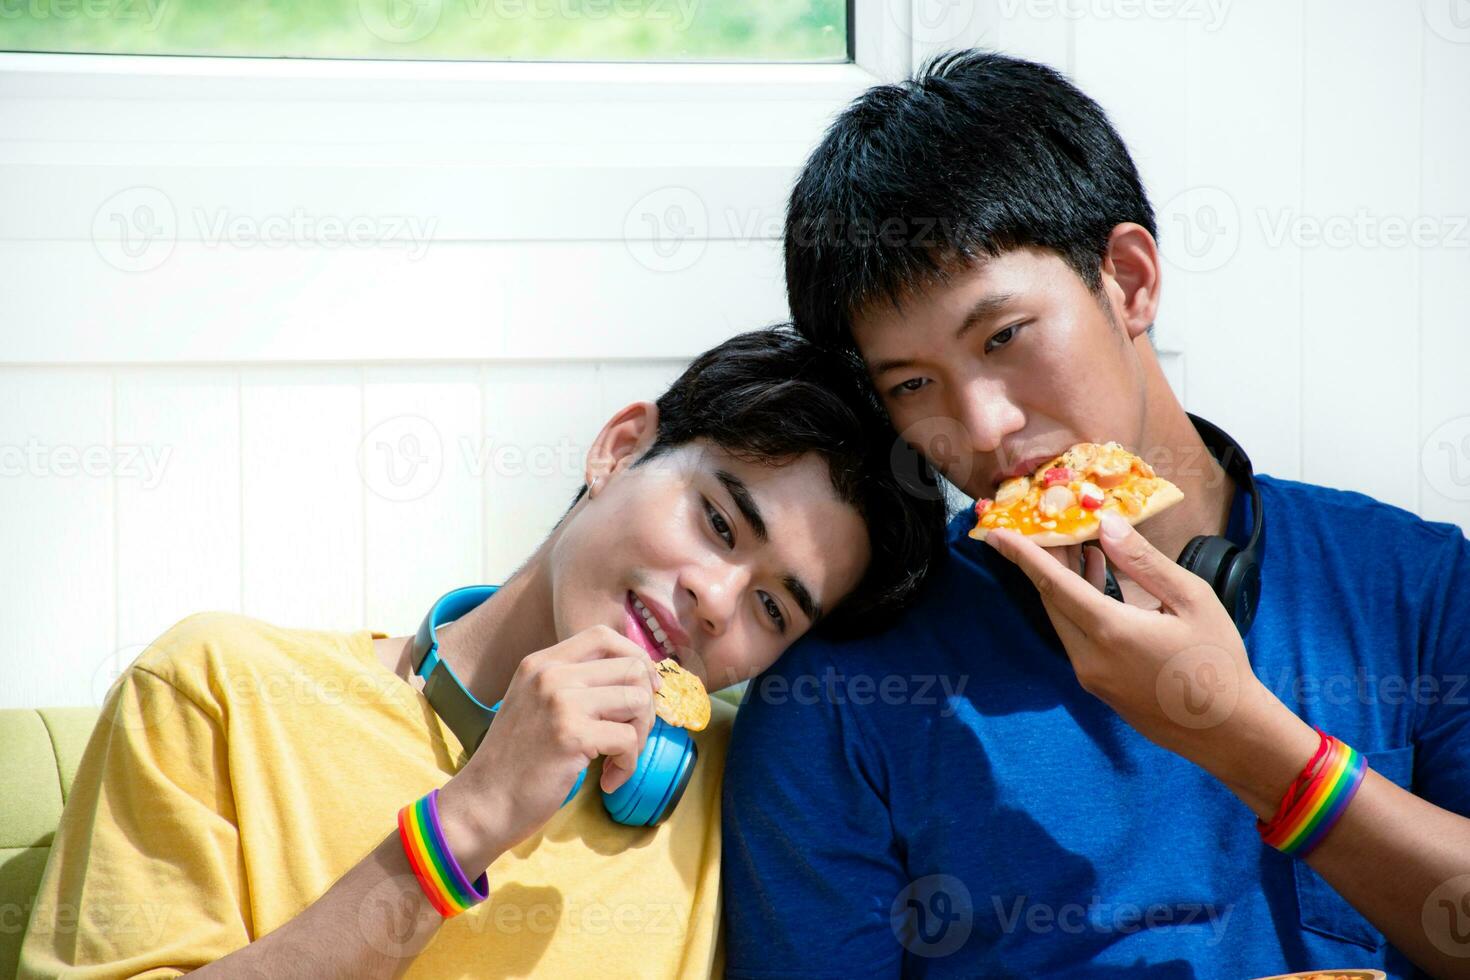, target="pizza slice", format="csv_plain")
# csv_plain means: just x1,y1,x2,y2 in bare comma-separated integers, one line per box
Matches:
968,441,1184,547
